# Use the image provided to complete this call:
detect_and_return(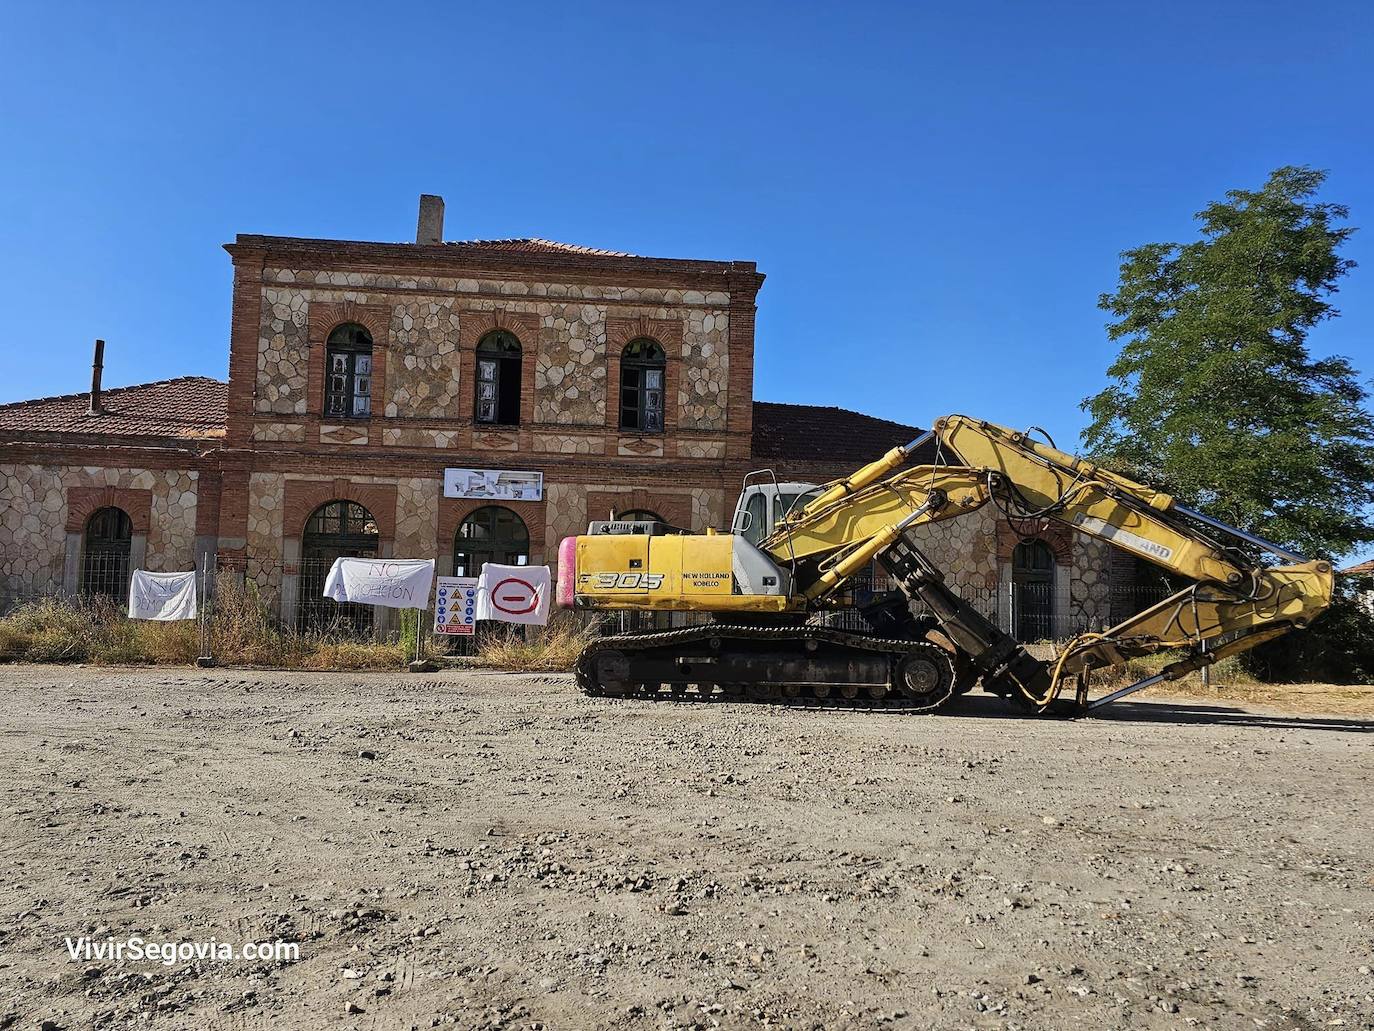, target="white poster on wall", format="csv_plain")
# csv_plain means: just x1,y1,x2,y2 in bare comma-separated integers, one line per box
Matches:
442,468,543,502
475,564,552,626
322,558,435,610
